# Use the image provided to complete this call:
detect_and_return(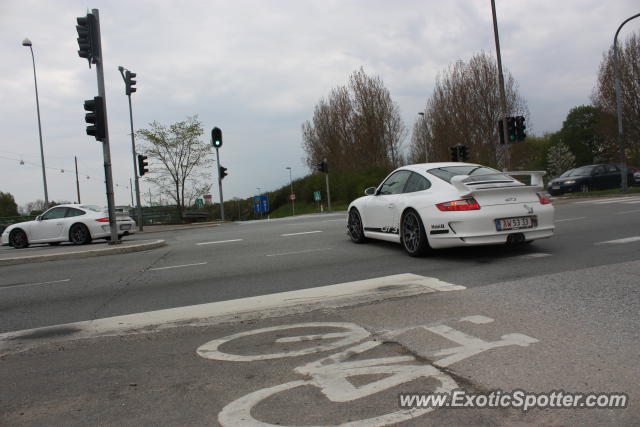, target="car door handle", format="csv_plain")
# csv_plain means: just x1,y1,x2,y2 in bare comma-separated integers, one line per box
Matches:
388,204,394,208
